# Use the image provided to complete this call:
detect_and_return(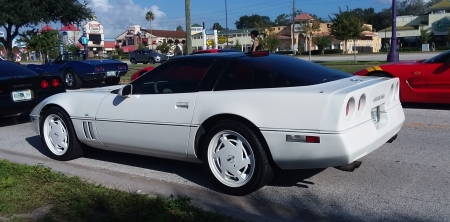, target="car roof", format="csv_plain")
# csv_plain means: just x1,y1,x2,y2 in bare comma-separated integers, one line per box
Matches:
171,51,271,61
192,49,242,54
